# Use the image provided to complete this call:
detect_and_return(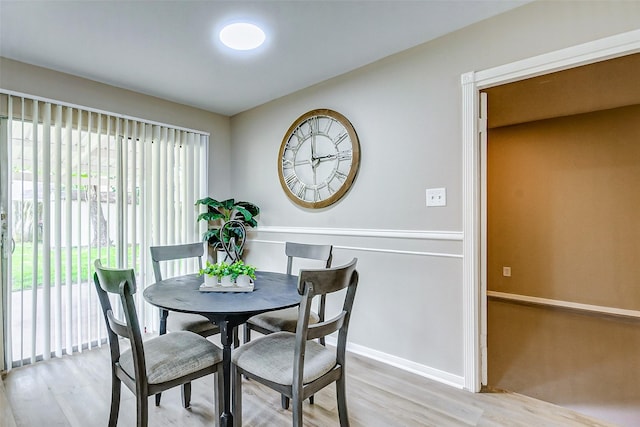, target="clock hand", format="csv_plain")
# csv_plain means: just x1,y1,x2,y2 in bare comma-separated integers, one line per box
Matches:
314,153,338,161
310,151,319,185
